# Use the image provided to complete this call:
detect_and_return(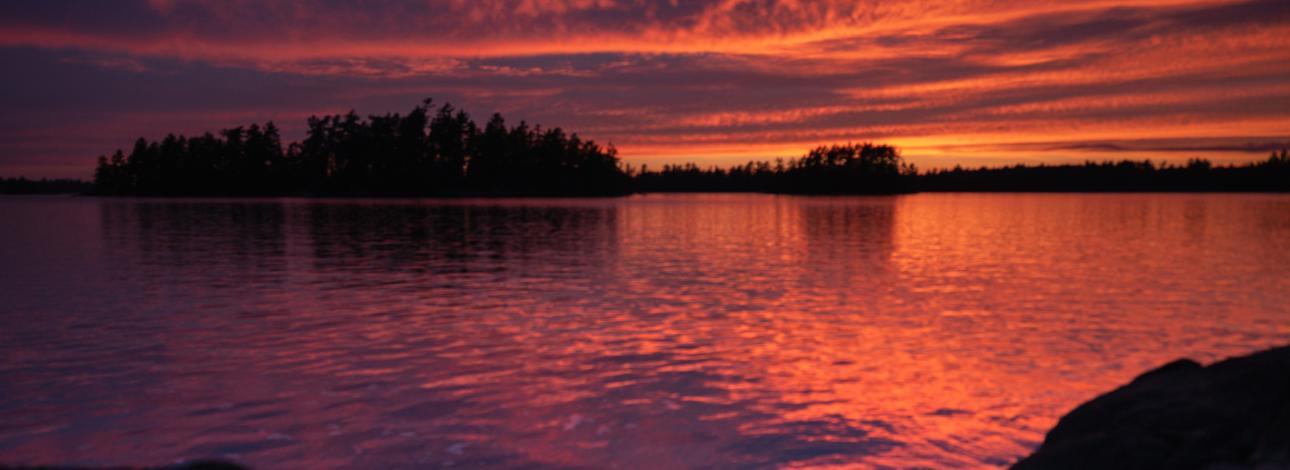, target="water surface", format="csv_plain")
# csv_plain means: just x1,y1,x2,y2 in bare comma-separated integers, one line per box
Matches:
2,193,1288,468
